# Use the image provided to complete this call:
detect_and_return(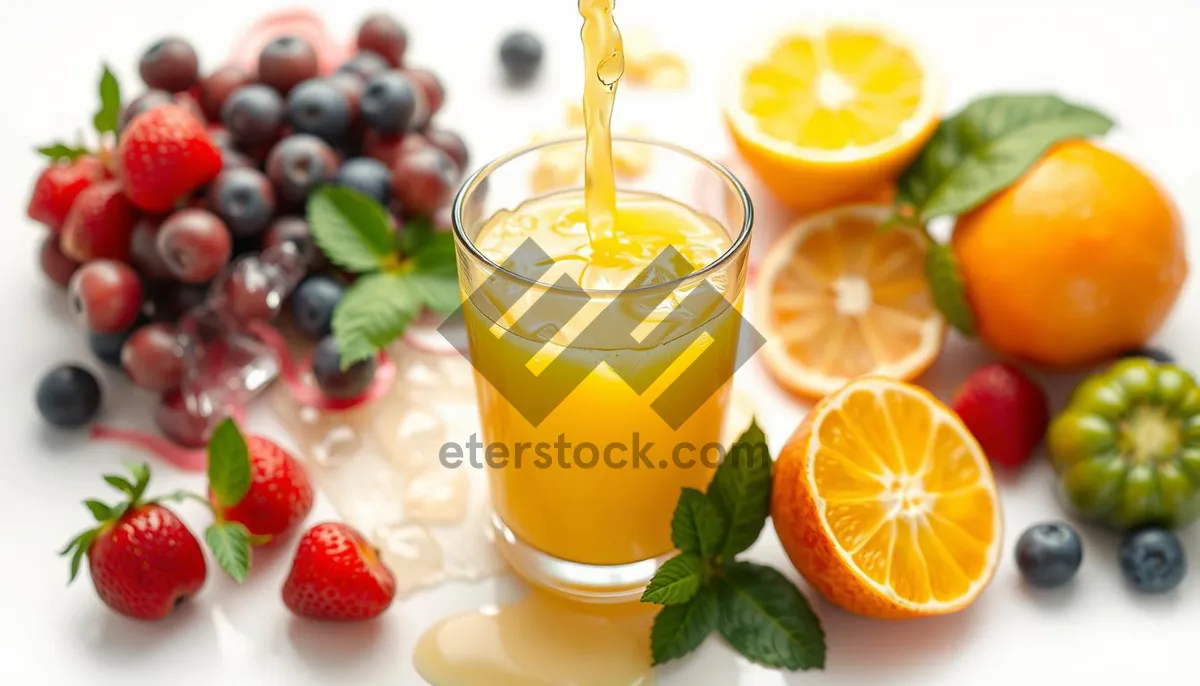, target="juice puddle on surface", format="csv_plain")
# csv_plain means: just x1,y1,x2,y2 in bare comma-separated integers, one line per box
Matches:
414,591,656,686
